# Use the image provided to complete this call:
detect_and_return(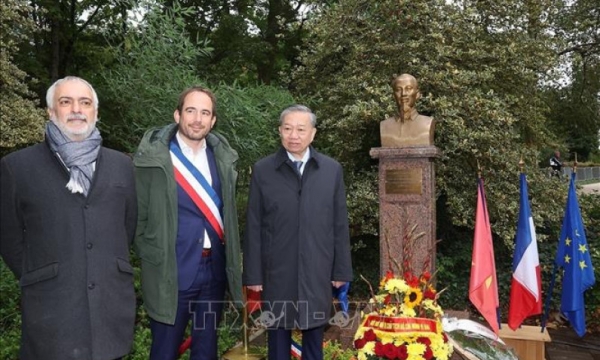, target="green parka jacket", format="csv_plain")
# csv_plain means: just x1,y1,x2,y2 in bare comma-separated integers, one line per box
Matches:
133,123,242,324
